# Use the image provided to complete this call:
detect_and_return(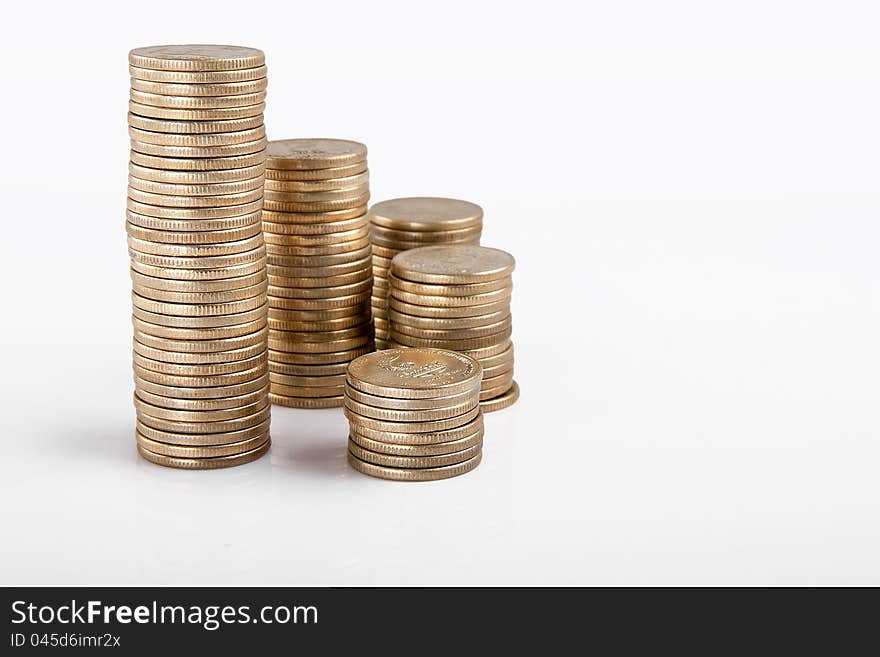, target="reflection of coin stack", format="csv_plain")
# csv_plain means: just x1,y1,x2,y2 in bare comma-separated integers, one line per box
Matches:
344,348,483,481
387,245,519,413
262,139,373,408
369,198,483,350
126,45,271,468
